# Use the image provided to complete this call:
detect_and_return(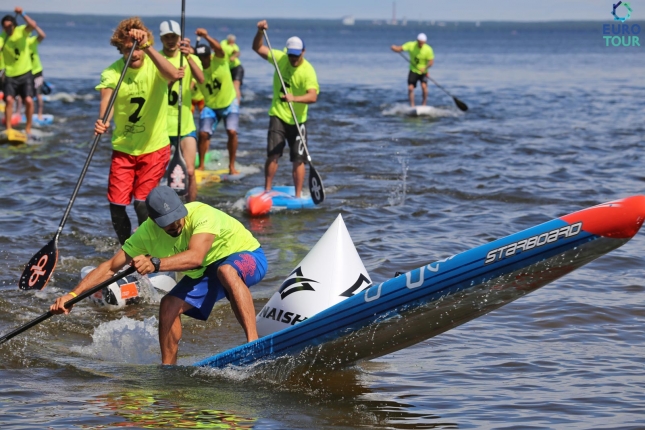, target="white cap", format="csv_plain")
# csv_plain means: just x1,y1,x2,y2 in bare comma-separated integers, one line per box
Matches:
160,20,181,36
417,33,427,42
286,36,305,56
